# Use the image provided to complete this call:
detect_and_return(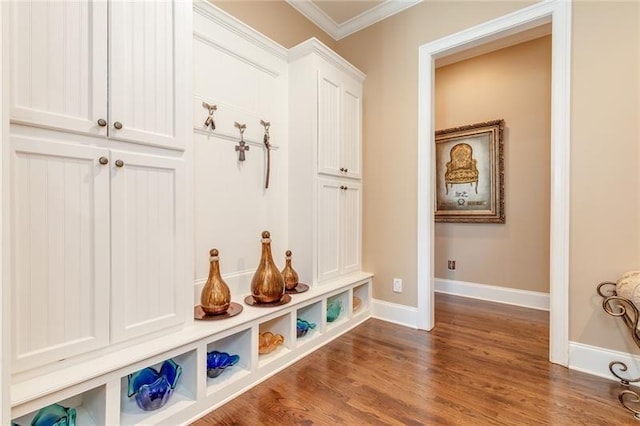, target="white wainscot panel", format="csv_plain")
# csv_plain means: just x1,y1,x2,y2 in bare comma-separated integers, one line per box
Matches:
193,134,288,286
